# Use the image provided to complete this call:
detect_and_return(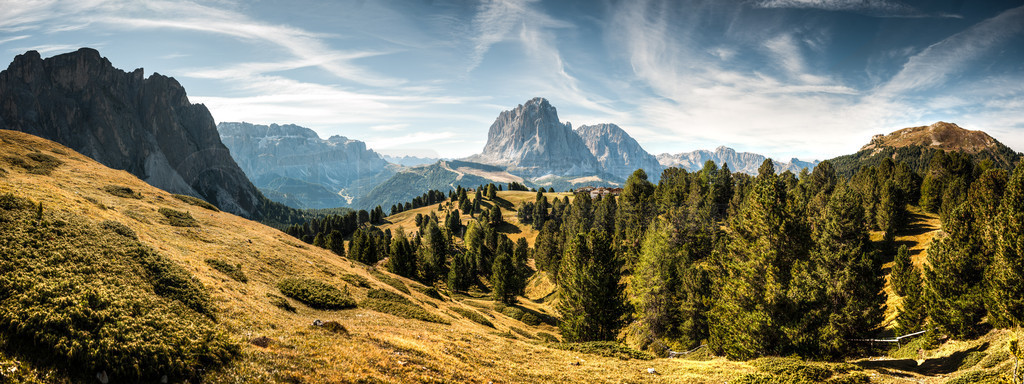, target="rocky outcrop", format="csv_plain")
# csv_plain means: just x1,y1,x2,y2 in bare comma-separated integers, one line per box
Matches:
574,123,662,181
0,48,261,217
657,146,818,175
218,122,395,209
860,121,1003,154
466,97,599,177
